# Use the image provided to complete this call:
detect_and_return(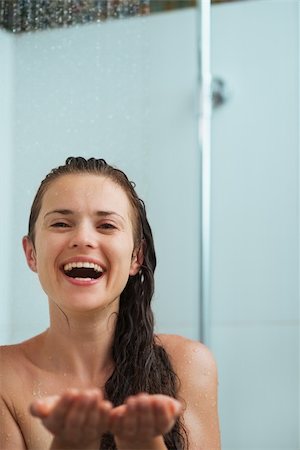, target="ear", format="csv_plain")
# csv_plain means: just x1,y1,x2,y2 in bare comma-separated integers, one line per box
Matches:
22,235,37,273
129,242,144,276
